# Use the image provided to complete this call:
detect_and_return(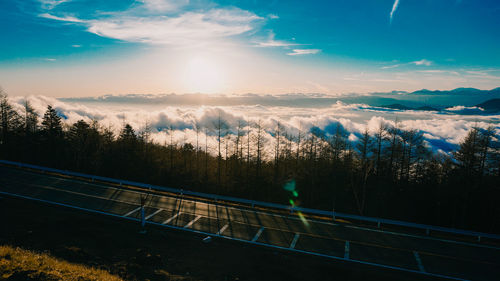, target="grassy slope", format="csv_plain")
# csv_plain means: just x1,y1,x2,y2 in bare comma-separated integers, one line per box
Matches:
0,245,122,281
